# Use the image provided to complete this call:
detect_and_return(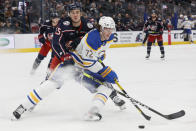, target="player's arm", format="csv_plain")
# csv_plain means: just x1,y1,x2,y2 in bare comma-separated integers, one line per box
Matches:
143,21,149,33
158,19,164,34
84,36,117,83
38,22,47,44
52,24,67,61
